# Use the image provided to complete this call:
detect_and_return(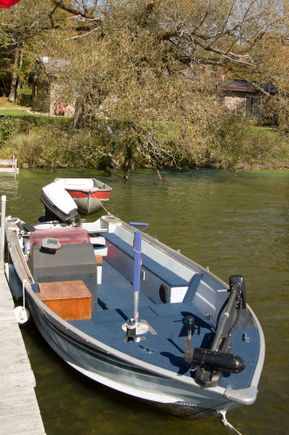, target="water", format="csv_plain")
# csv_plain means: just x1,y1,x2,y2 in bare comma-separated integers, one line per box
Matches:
1,168,288,435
